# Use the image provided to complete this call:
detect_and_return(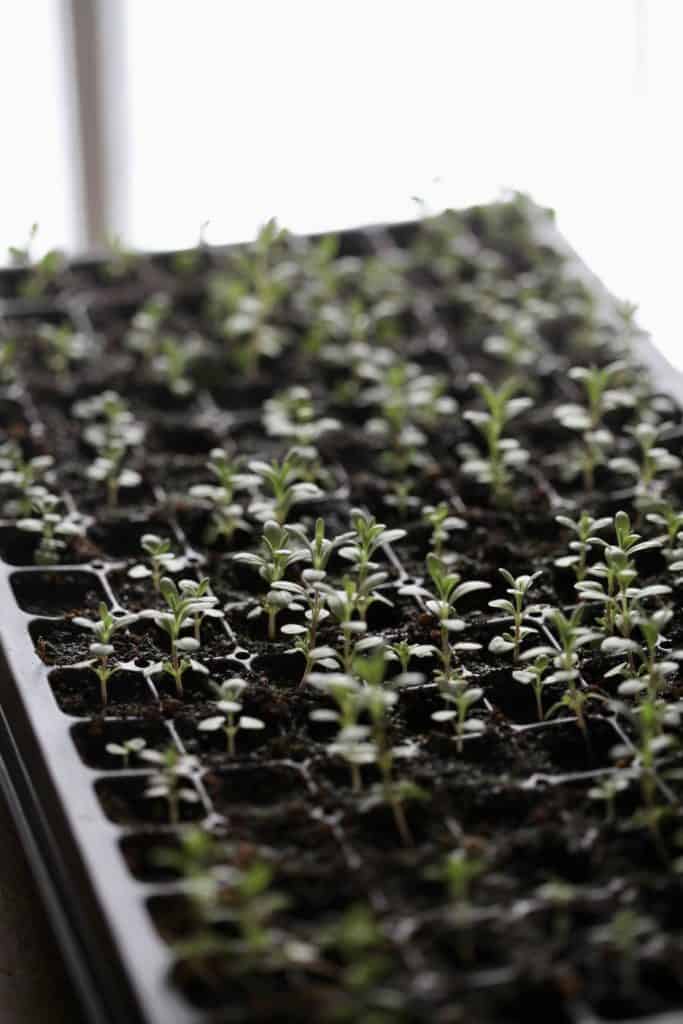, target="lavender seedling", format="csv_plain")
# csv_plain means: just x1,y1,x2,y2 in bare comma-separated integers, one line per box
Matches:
405,553,490,681
432,678,486,752
198,678,264,756
422,502,466,561
576,510,666,637
106,736,147,768
488,569,544,661
126,292,172,355
17,490,84,565
233,521,307,639
308,673,368,792
141,747,200,825
10,224,65,298
0,443,54,517
646,504,683,558
177,577,225,643
263,386,340,448
610,421,681,504
512,652,552,721
73,603,138,704
588,772,630,825
385,640,435,684
74,390,144,508
128,533,187,593
210,219,293,378
461,373,531,503
353,646,425,846
283,516,355,664
363,360,456,472
152,334,204,397
523,607,603,739
248,451,323,525
601,609,677,701
142,577,217,696
340,509,406,589
37,322,91,376
189,448,257,545
554,512,612,582
555,360,633,489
